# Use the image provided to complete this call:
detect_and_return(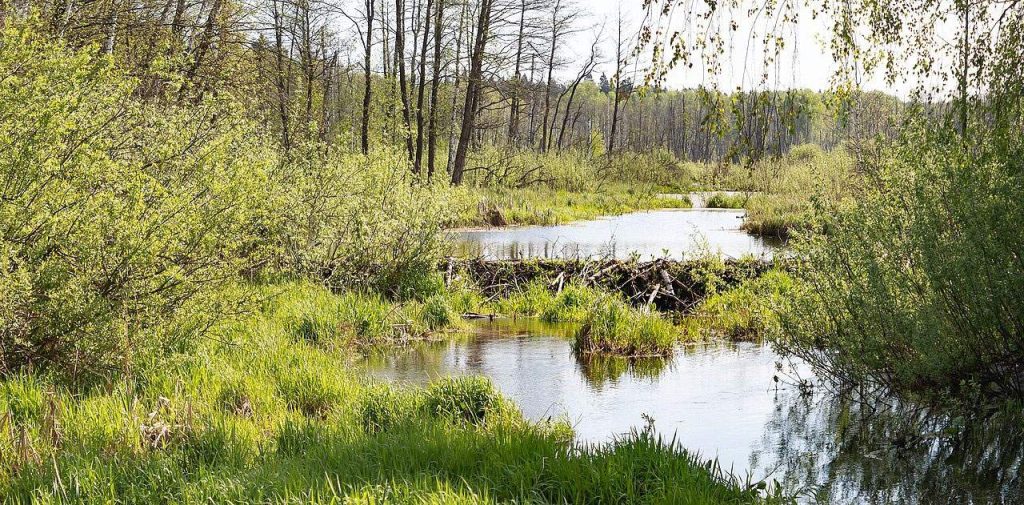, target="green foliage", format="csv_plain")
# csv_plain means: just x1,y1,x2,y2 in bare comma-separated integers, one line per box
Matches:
777,120,1024,401
278,148,460,297
360,384,414,433
705,192,748,209
0,21,273,383
0,284,777,503
573,298,680,356
742,145,856,238
278,281,466,347
423,376,501,424
684,270,796,341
